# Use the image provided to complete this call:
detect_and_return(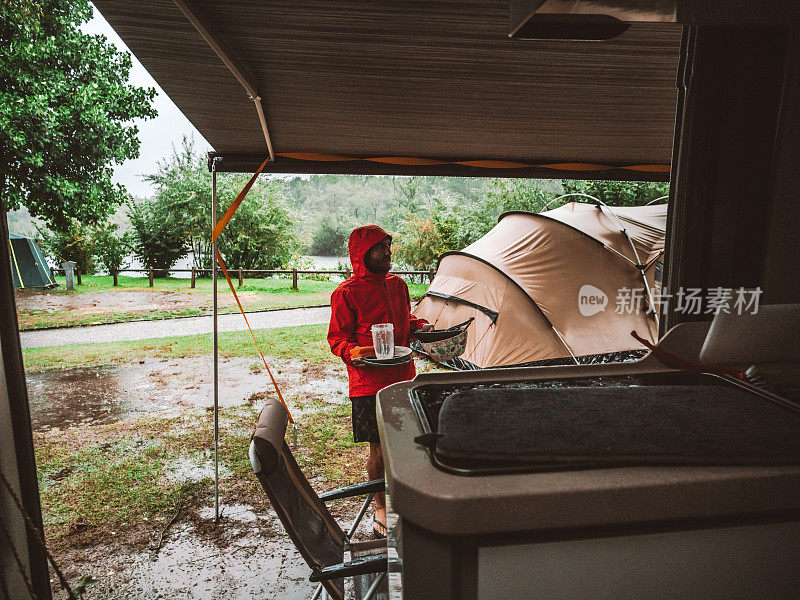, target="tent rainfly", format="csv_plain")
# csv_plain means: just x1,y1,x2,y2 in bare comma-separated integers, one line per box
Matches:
8,234,55,289
412,201,667,369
